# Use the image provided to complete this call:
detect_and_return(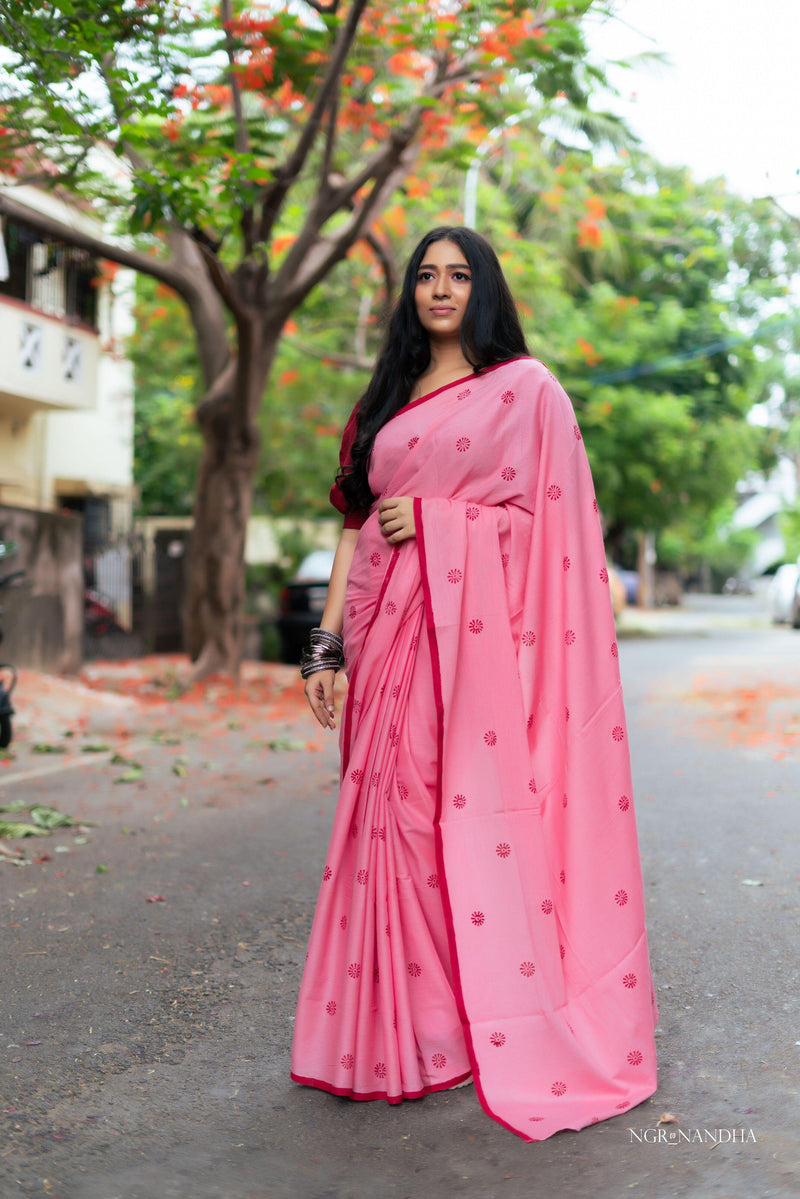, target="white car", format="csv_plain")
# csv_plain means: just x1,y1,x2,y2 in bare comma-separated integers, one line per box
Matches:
767,562,800,624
